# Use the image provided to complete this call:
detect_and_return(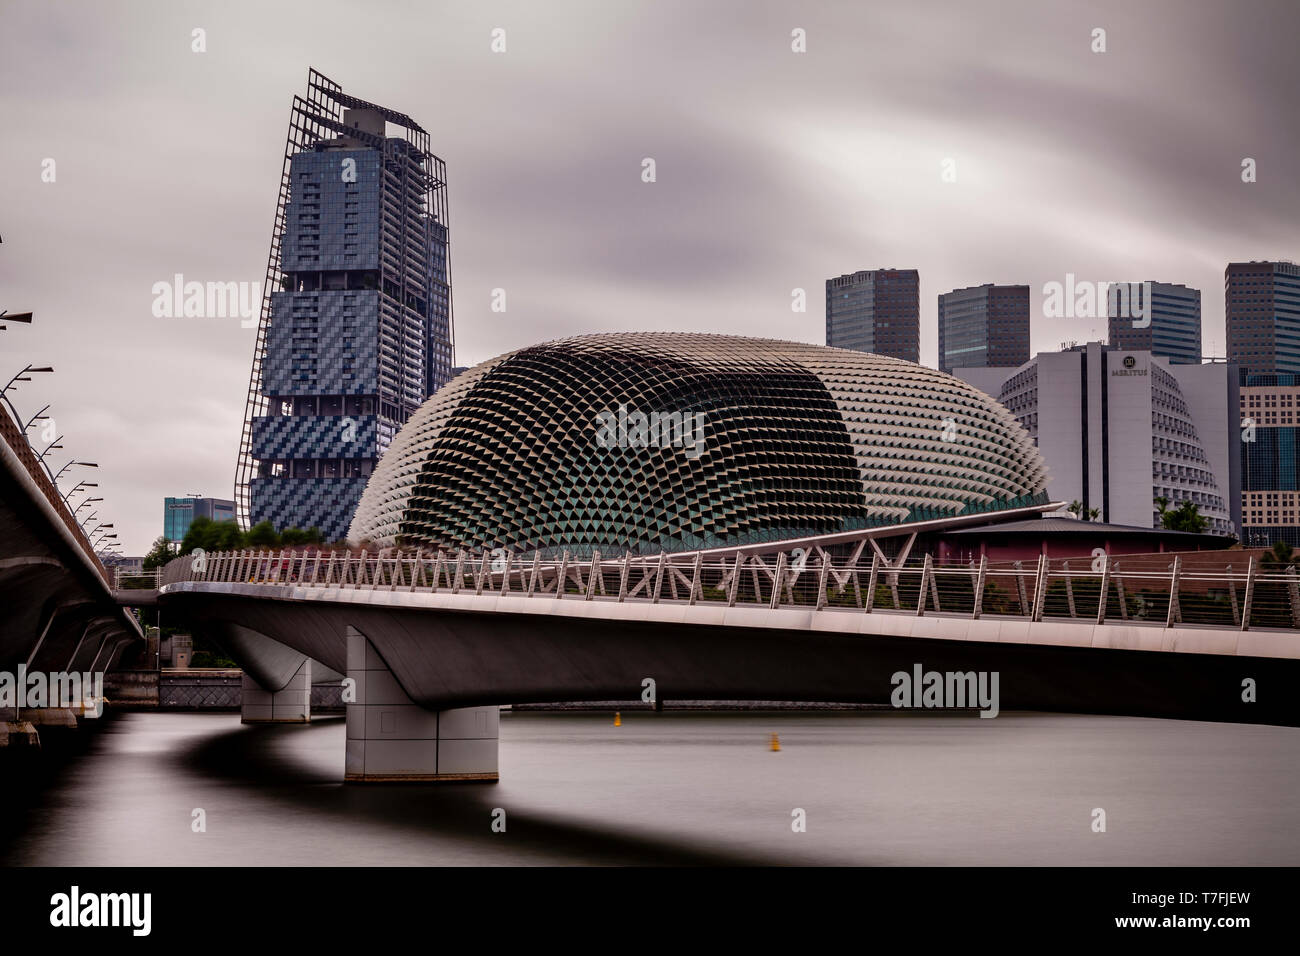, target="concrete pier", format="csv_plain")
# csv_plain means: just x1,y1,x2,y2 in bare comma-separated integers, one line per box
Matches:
345,626,497,782
240,658,311,723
